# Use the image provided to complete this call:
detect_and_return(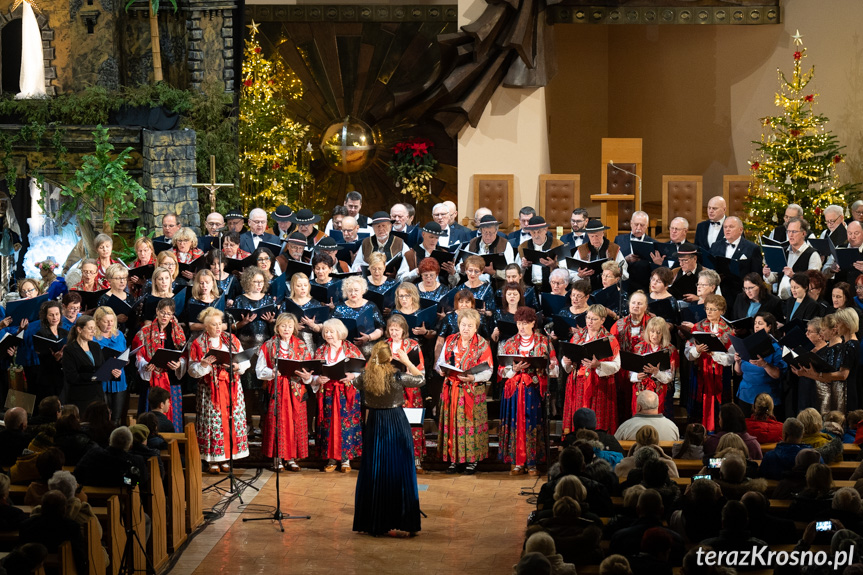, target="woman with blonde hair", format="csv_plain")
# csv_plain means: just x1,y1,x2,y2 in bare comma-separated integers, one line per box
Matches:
172,227,204,281
364,252,398,313
188,307,249,473
93,307,128,424
129,236,155,297
156,250,181,284
352,340,423,537
187,269,222,334
794,313,852,414
96,263,131,326
628,316,677,416
93,233,121,284
745,393,783,444
255,313,314,472
304,318,365,473
290,272,324,353
385,314,426,472
435,308,493,474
